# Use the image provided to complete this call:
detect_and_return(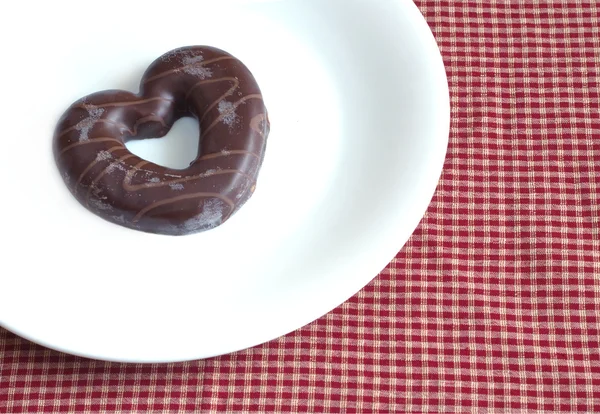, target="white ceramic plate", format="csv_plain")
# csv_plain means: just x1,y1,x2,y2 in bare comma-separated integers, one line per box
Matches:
0,0,449,362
